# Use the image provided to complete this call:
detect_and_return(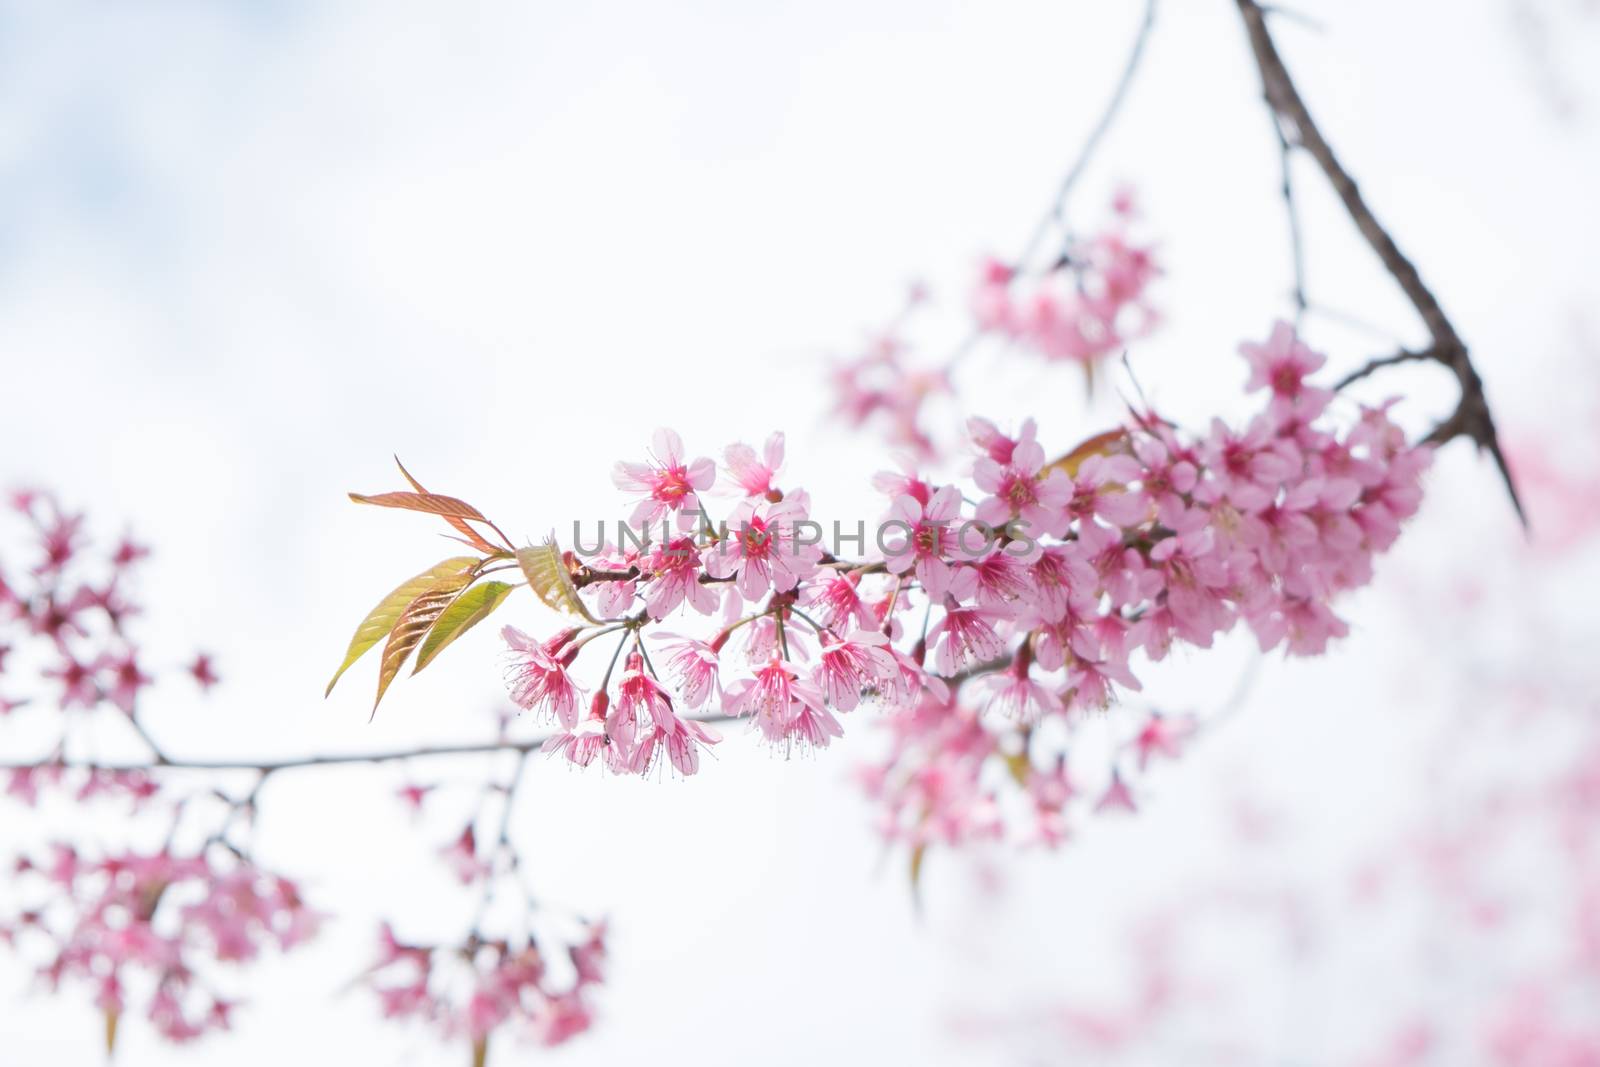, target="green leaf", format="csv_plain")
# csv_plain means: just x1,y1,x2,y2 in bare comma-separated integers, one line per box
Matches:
326,557,479,697
516,539,599,623
373,570,477,712
413,581,515,674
